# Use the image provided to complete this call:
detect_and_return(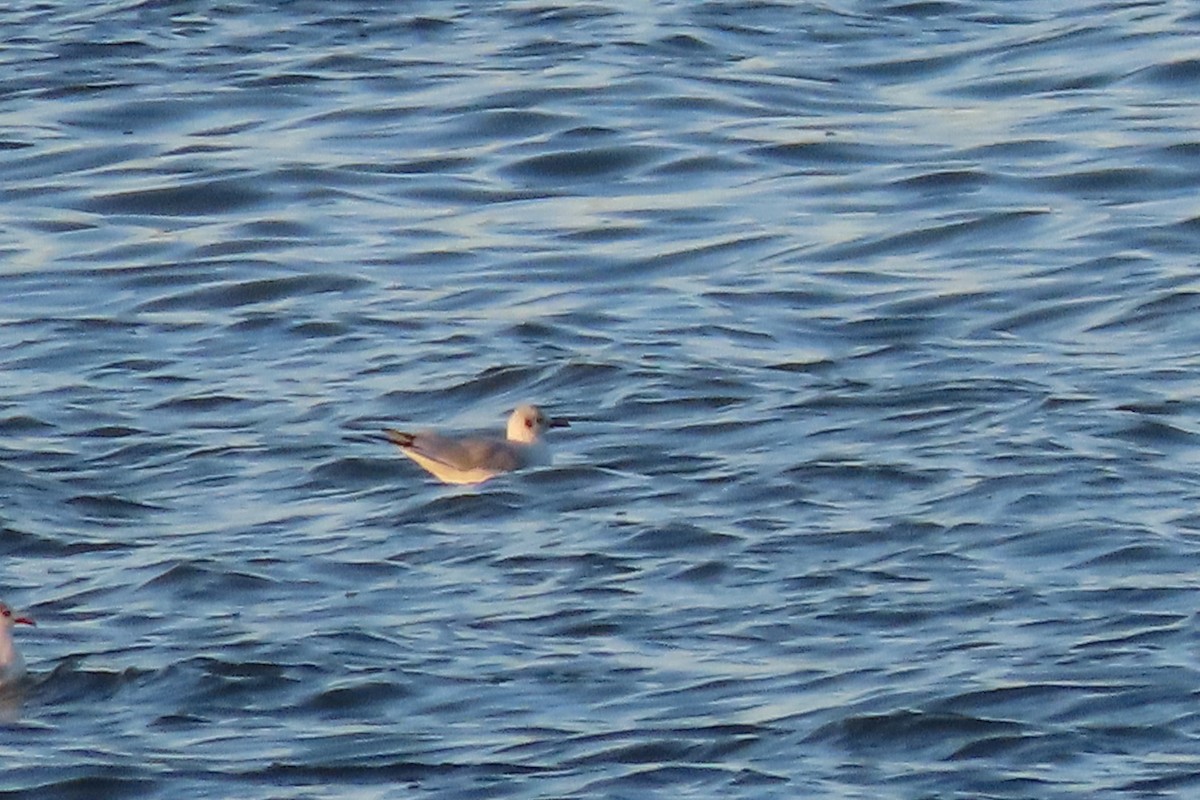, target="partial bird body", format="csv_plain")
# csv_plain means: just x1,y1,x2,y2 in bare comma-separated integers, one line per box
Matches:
384,404,568,485
0,602,34,686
